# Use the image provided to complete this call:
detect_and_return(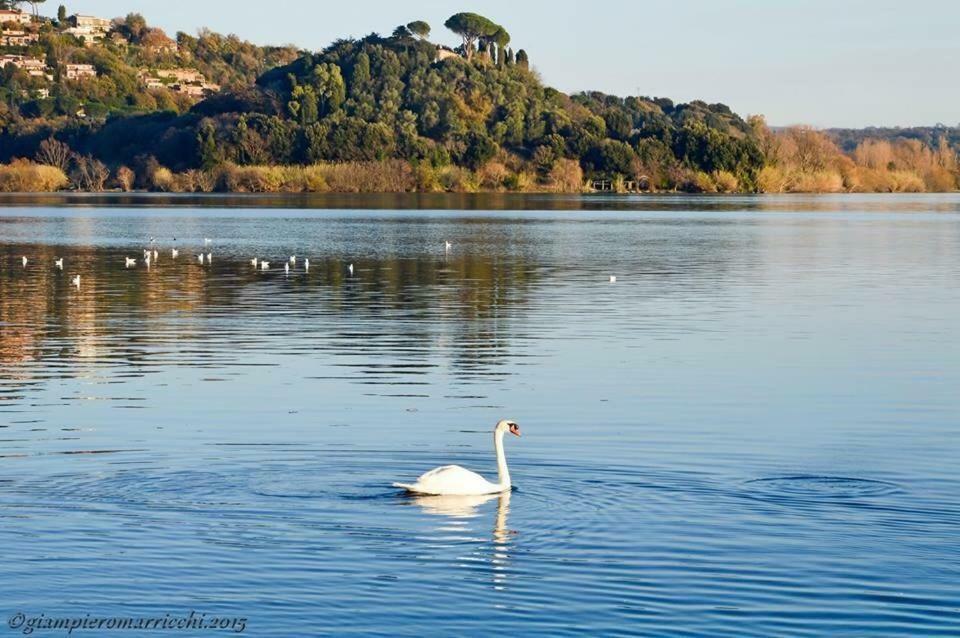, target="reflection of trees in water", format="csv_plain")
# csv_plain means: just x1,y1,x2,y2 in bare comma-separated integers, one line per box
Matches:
0,241,539,399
